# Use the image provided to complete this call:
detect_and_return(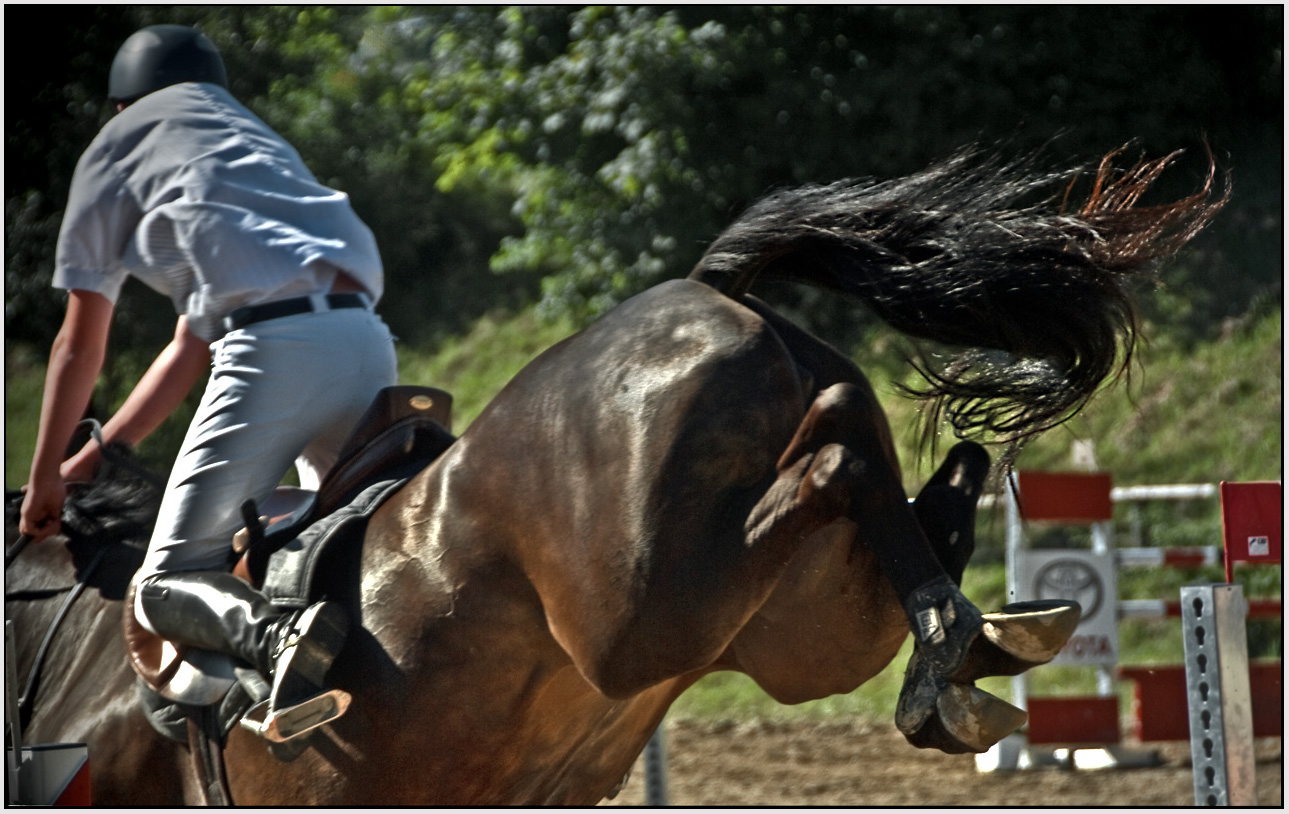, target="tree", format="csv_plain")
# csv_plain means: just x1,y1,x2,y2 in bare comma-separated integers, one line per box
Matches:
7,6,1281,355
